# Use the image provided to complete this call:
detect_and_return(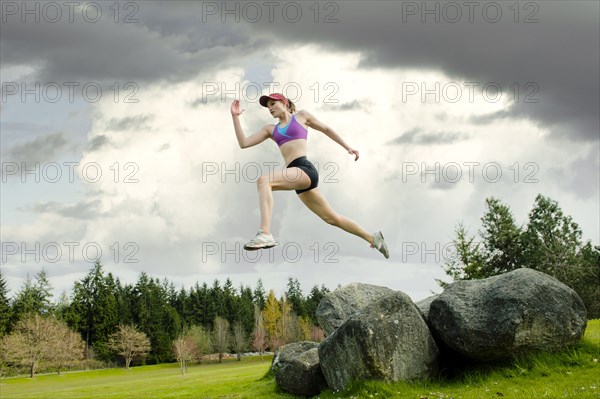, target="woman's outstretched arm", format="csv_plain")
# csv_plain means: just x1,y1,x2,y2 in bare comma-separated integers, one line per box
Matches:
301,109,360,161
231,99,271,149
